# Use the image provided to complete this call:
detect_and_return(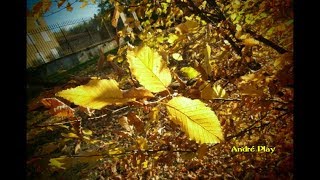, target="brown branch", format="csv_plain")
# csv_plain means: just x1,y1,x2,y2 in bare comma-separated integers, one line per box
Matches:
225,113,269,141
30,119,81,128
43,0,79,17
187,0,288,54
225,111,290,141
244,29,288,54
28,148,196,161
